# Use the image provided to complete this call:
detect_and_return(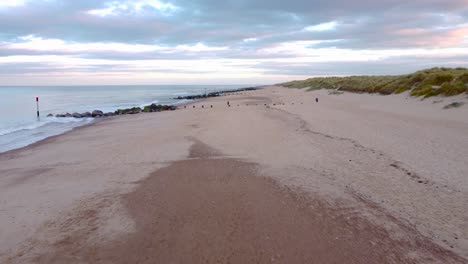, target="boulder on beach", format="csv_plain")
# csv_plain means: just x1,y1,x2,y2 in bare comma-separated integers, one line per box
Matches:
92,110,104,117
54,104,176,118
47,114,53,117
142,104,177,112
115,107,142,115
172,87,257,100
